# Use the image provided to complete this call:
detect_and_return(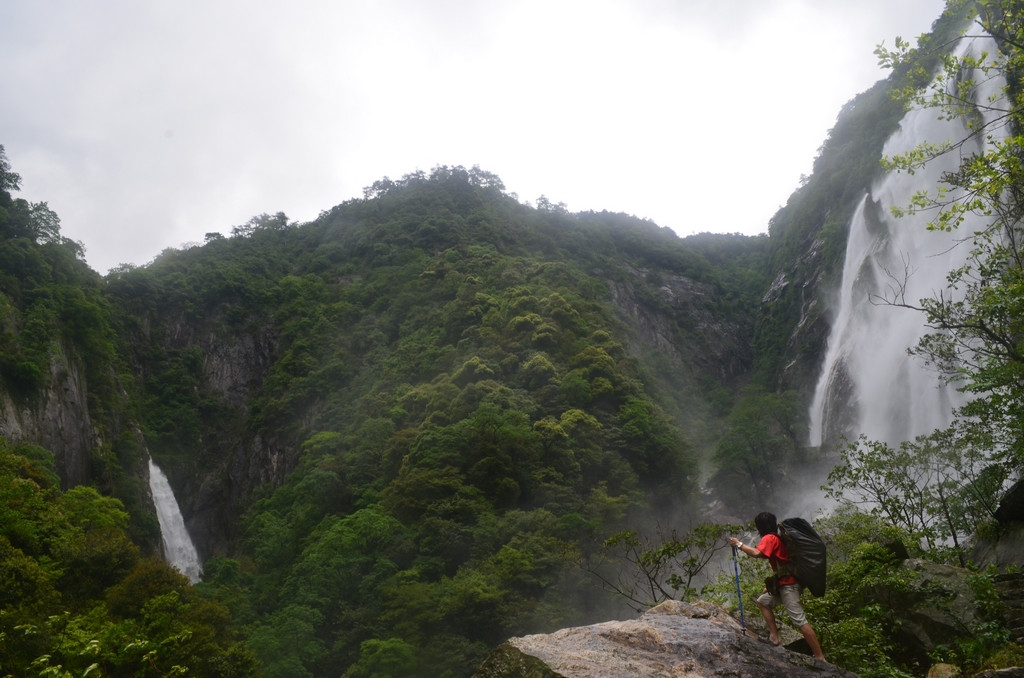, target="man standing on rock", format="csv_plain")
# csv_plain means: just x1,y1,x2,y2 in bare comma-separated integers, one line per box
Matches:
729,512,826,661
